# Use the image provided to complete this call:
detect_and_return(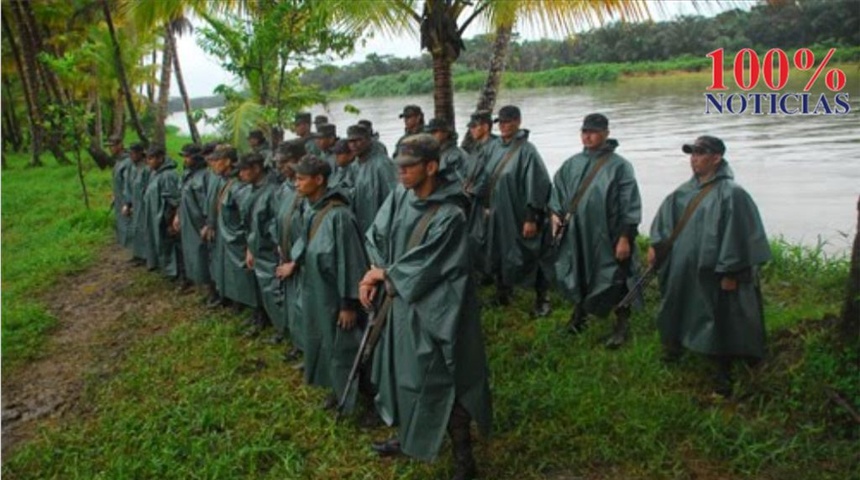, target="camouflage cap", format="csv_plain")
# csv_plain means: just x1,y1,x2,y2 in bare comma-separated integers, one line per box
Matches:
211,144,238,163
293,154,332,178
357,119,375,134
180,143,202,156
682,135,726,155
425,117,453,133
394,133,439,166
581,113,609,132
201,141,219,157
312,123,337,139
493,105,521,123
332,139,351,155
399,104,423,119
